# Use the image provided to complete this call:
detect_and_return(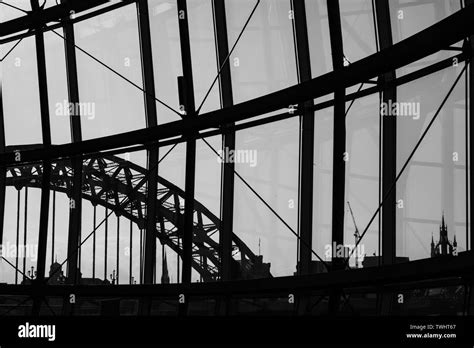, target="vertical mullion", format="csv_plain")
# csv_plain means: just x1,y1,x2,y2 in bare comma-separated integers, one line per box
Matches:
116,215,120,284
15,190,20,285
129,210,133,284
23,188,28,281
137,0,159,314
464,49,469,252
51,191,56,265
105,206,108,281
30,0,51,317
61,0,82,143
0,62,6,250
375,0,397,316
177,0,197,287
375,0,396,266
291,0,314,278
470,24,474,251
327,0,345,270
291,0,315,316
327,0,345,316
93,205,96,279
212,0,234,283
468,0,474,251
137,0,158,285
465,0,473,311
470,45,473,251
60,1,83,306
